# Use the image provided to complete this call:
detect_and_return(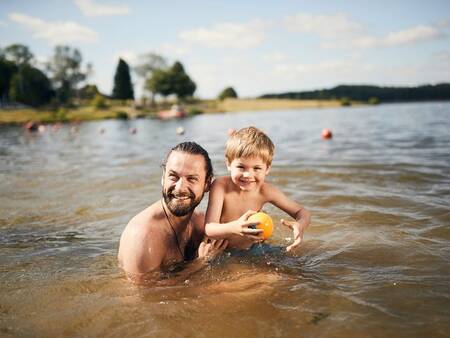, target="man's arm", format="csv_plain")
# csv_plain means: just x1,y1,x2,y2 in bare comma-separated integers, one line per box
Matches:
265,183,311,252
118,220,166,283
